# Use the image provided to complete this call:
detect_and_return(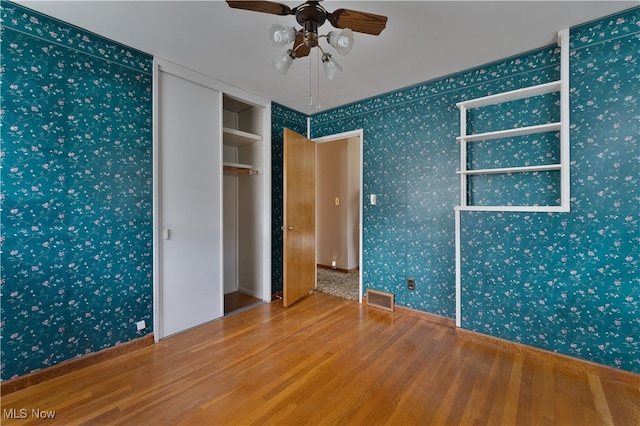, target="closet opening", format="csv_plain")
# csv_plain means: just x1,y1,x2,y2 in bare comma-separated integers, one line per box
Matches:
222,94,267,315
